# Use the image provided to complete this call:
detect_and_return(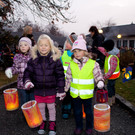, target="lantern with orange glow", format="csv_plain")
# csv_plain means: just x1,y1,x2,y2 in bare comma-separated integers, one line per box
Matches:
94,104,110,132
3,88,19,111
82,105,86,119
96,89,108,103
21,100,43,128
